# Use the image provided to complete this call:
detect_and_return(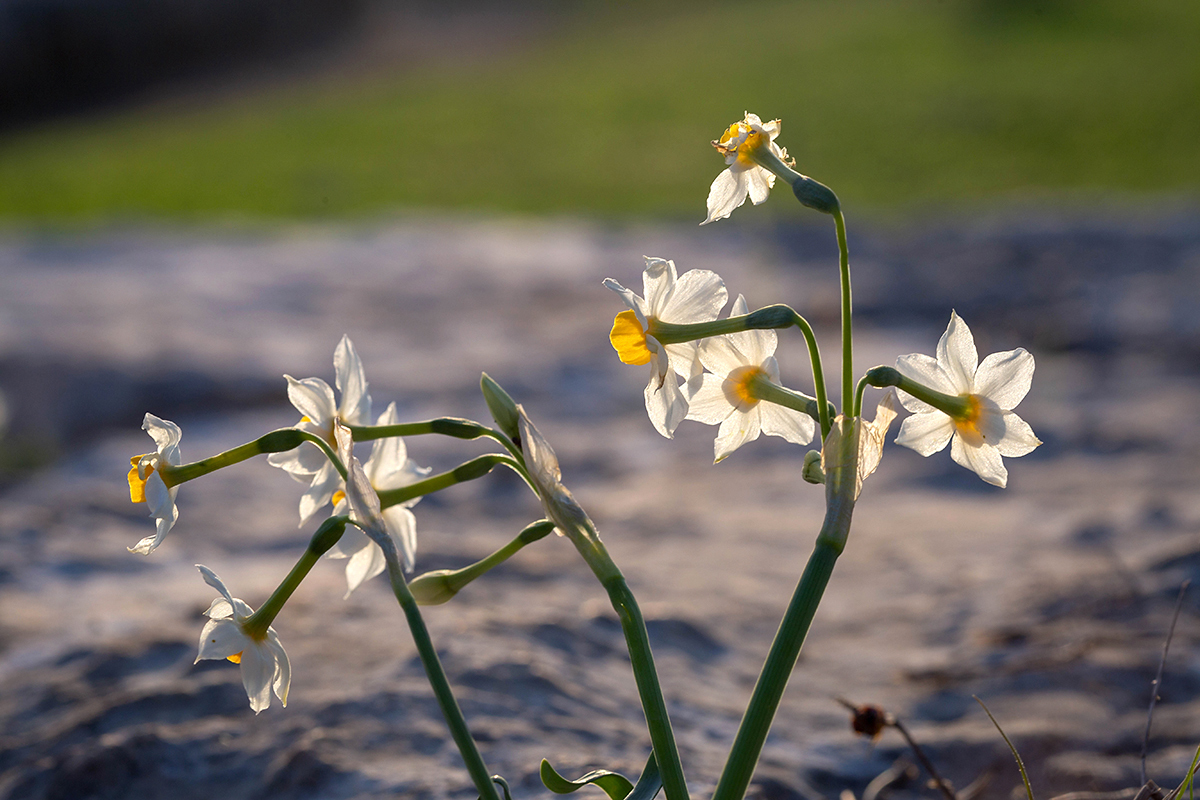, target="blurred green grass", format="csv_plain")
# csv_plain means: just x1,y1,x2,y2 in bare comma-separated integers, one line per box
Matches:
1,0,1197,221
